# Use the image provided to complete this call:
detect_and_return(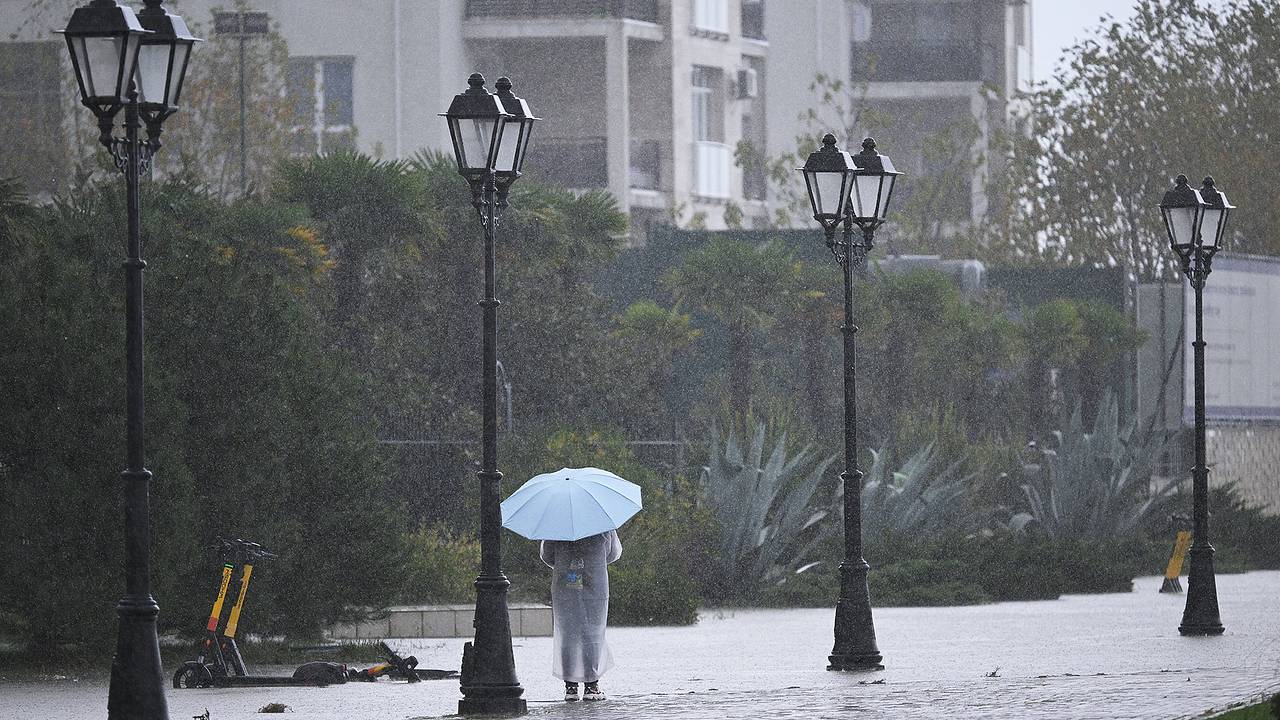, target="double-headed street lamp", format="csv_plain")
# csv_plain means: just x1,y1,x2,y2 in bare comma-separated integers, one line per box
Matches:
59,1,199,717
1159,173,1235,637
442,73,537,717
798,134,900,671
